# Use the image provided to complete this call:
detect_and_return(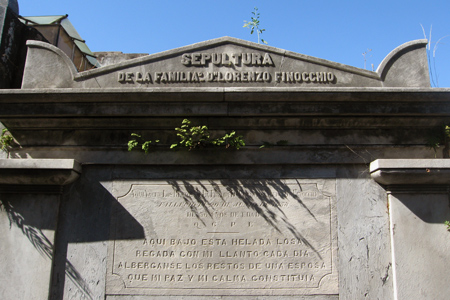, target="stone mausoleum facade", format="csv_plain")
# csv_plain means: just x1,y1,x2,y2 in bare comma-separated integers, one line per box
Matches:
1,1,450,299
